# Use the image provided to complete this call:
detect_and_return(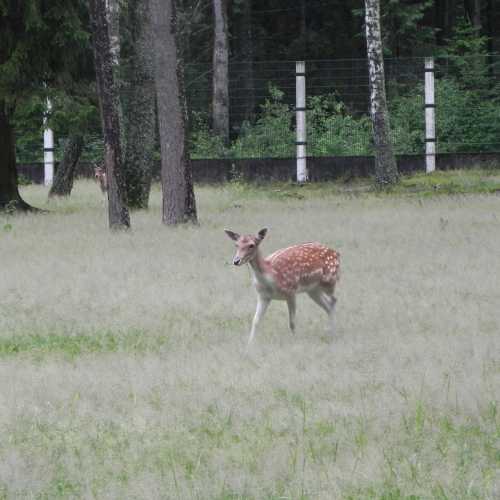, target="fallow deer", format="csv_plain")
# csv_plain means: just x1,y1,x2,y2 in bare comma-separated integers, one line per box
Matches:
225,228,340,345
94,164,108,193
